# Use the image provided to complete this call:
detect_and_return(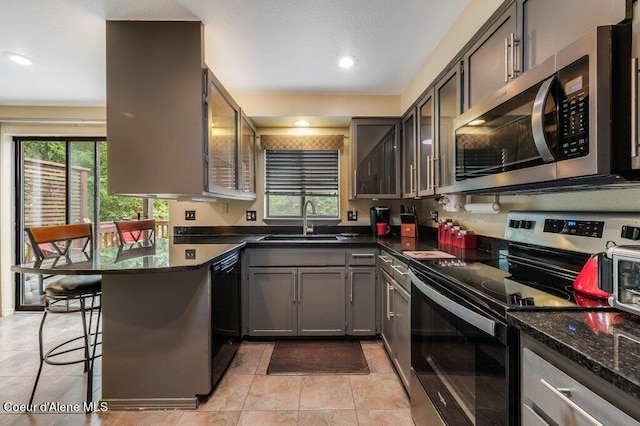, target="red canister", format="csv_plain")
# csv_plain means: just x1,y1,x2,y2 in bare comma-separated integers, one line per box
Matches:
438,220,449,243
457,230,477,249
449,226,461,245
442,221,453,244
